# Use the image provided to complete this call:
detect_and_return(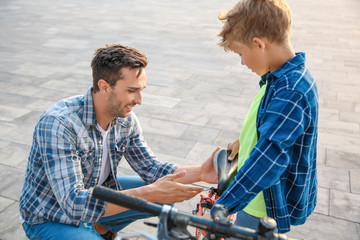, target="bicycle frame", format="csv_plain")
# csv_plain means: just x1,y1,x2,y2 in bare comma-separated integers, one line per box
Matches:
192,187,235,240
93,186,292,240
